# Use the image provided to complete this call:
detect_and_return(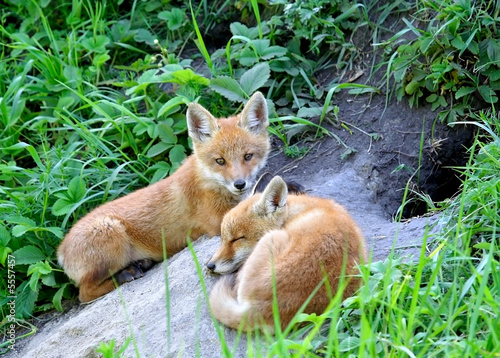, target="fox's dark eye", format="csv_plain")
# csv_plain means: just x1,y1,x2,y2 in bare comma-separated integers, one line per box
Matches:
231,236,245,243
244,153,253,161
215,158,226,166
